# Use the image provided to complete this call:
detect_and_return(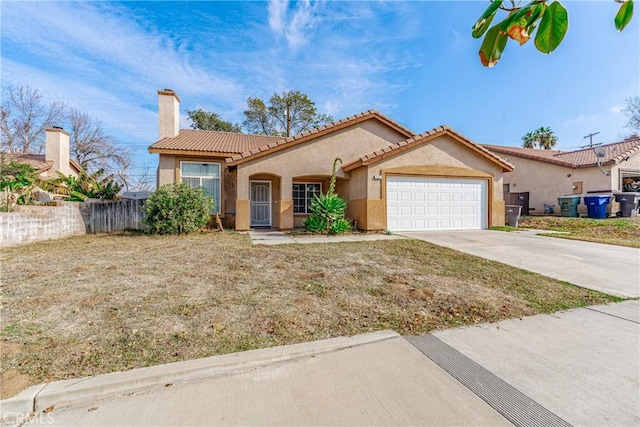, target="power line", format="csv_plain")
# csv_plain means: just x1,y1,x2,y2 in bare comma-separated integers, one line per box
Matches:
580,131,600,148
